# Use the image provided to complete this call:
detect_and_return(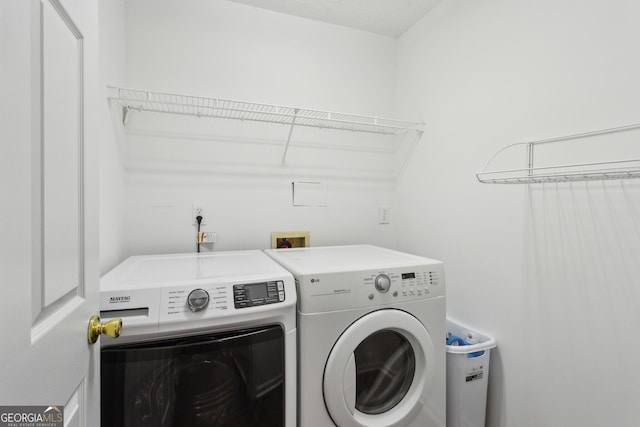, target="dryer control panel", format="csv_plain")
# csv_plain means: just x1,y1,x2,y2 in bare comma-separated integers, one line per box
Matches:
98,250,297,341
233,281,285,309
